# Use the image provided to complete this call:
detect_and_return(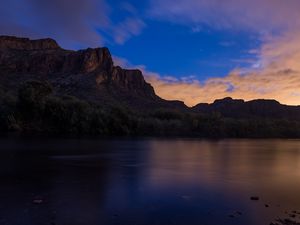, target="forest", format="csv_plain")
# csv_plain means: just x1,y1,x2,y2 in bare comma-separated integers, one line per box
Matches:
1,80,300,138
